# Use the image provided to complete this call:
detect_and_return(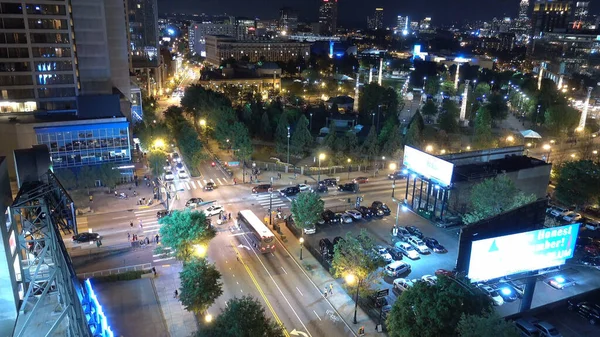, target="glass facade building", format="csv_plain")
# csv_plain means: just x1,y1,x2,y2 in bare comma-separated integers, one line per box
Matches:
34,120,131,169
